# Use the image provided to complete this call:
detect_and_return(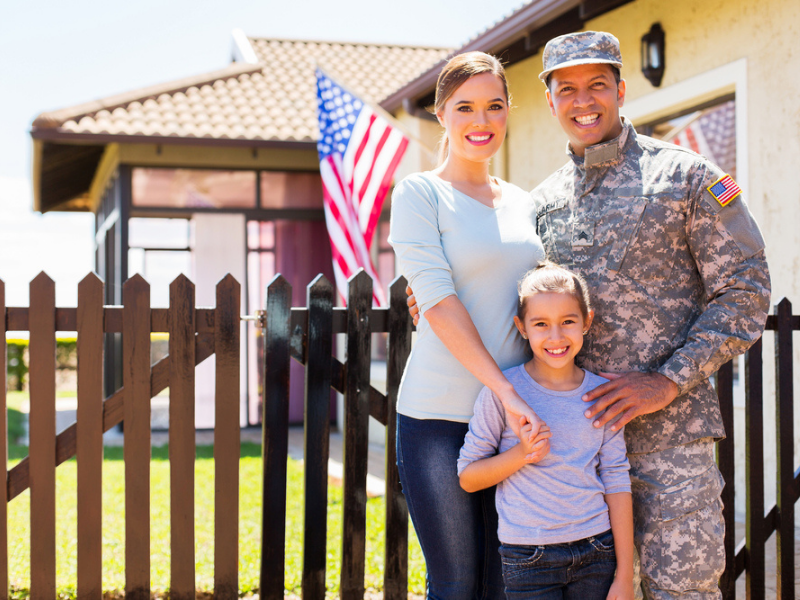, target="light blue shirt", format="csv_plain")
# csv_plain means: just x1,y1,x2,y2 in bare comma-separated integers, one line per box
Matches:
458,366,631,545
389,172,544,421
